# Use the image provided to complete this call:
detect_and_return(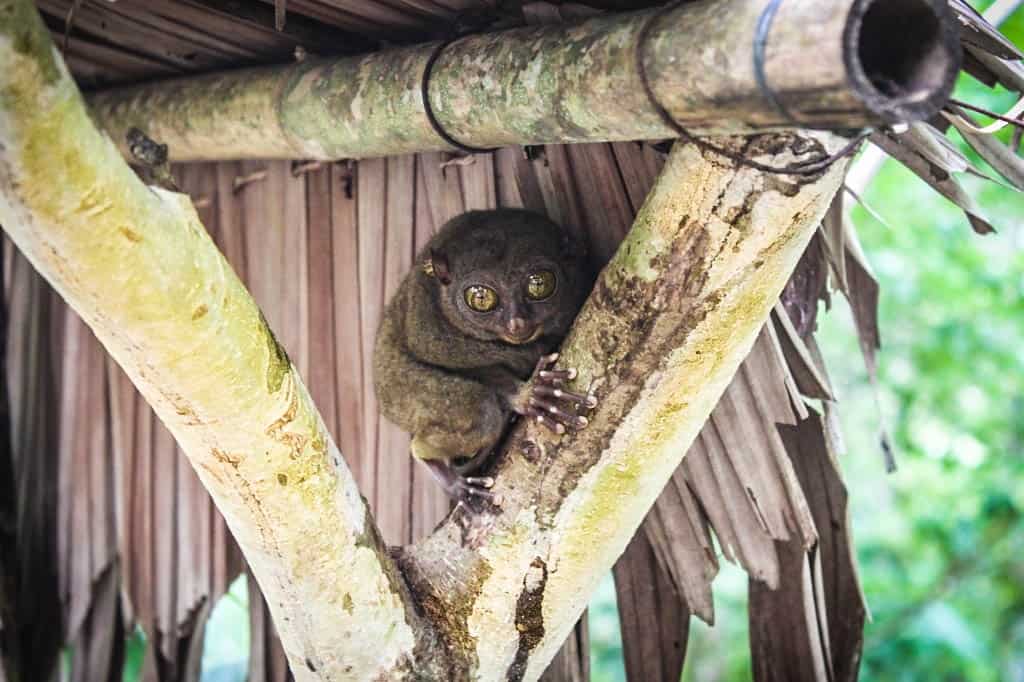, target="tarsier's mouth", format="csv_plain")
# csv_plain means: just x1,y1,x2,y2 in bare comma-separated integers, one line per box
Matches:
501,326,543,345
